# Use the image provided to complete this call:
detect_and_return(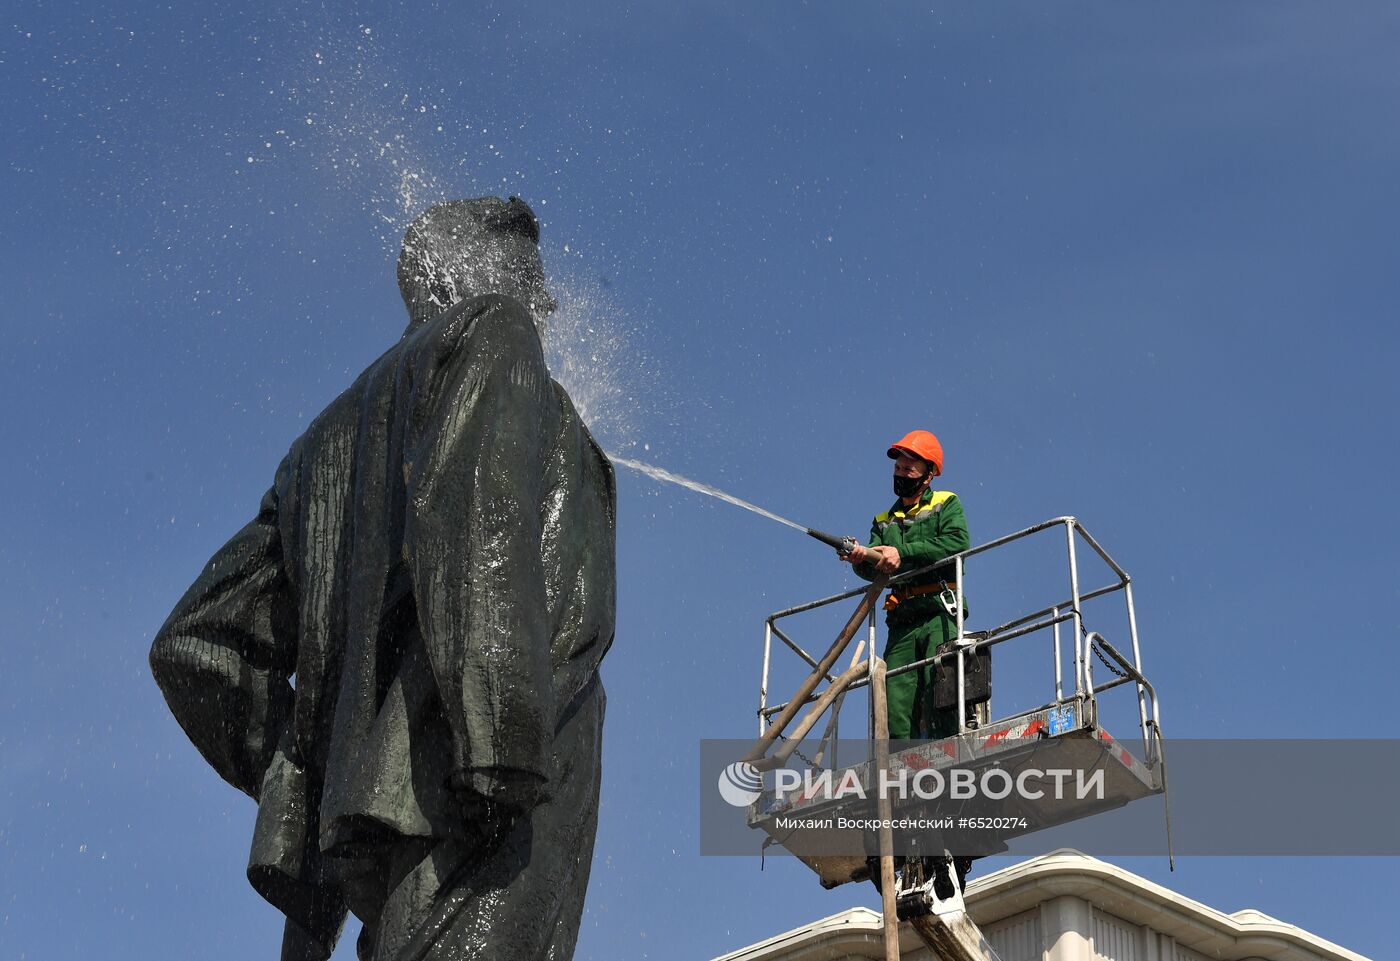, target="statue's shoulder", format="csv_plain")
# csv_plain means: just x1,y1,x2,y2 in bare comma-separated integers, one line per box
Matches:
409,293,541,357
